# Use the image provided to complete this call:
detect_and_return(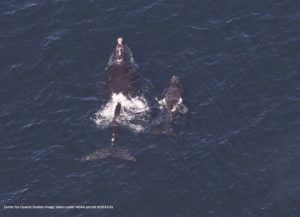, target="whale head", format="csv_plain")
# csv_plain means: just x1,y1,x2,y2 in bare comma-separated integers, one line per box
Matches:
170,75,183,89
110,37,128,64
